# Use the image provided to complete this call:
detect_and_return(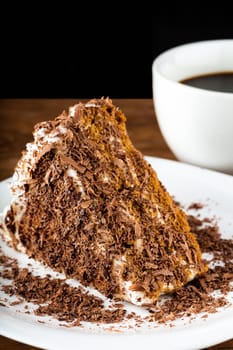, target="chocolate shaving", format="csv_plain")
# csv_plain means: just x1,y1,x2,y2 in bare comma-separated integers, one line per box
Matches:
0,100,232,329
187,202,204,210
1,98,207,303
1,255,125,325
1,209,232,327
